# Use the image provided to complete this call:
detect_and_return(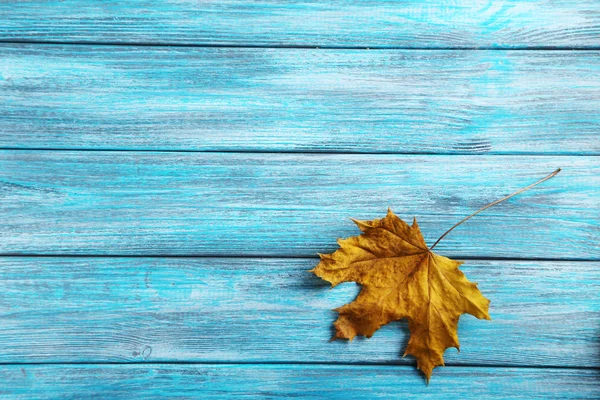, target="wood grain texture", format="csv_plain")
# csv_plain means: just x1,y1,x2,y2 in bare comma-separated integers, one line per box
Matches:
1,151,597,258
1,1,600,48
0,257,598,366
1,45,600,154
1,364,598,399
